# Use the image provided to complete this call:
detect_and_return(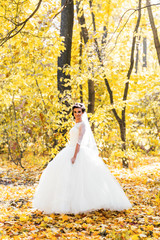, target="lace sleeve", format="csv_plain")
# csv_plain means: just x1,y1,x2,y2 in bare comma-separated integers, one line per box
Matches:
77,123,85,145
